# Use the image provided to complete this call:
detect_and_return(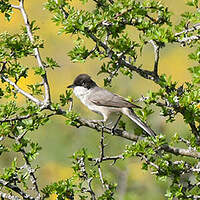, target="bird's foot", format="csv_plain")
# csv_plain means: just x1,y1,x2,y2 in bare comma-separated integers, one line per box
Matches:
110,115,122,136
111,127,116,136
90,120,105,127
